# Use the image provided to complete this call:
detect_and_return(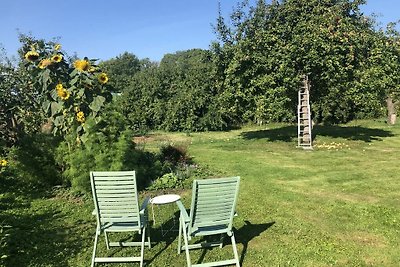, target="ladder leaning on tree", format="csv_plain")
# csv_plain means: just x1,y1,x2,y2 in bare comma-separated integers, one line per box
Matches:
297,75,313,150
